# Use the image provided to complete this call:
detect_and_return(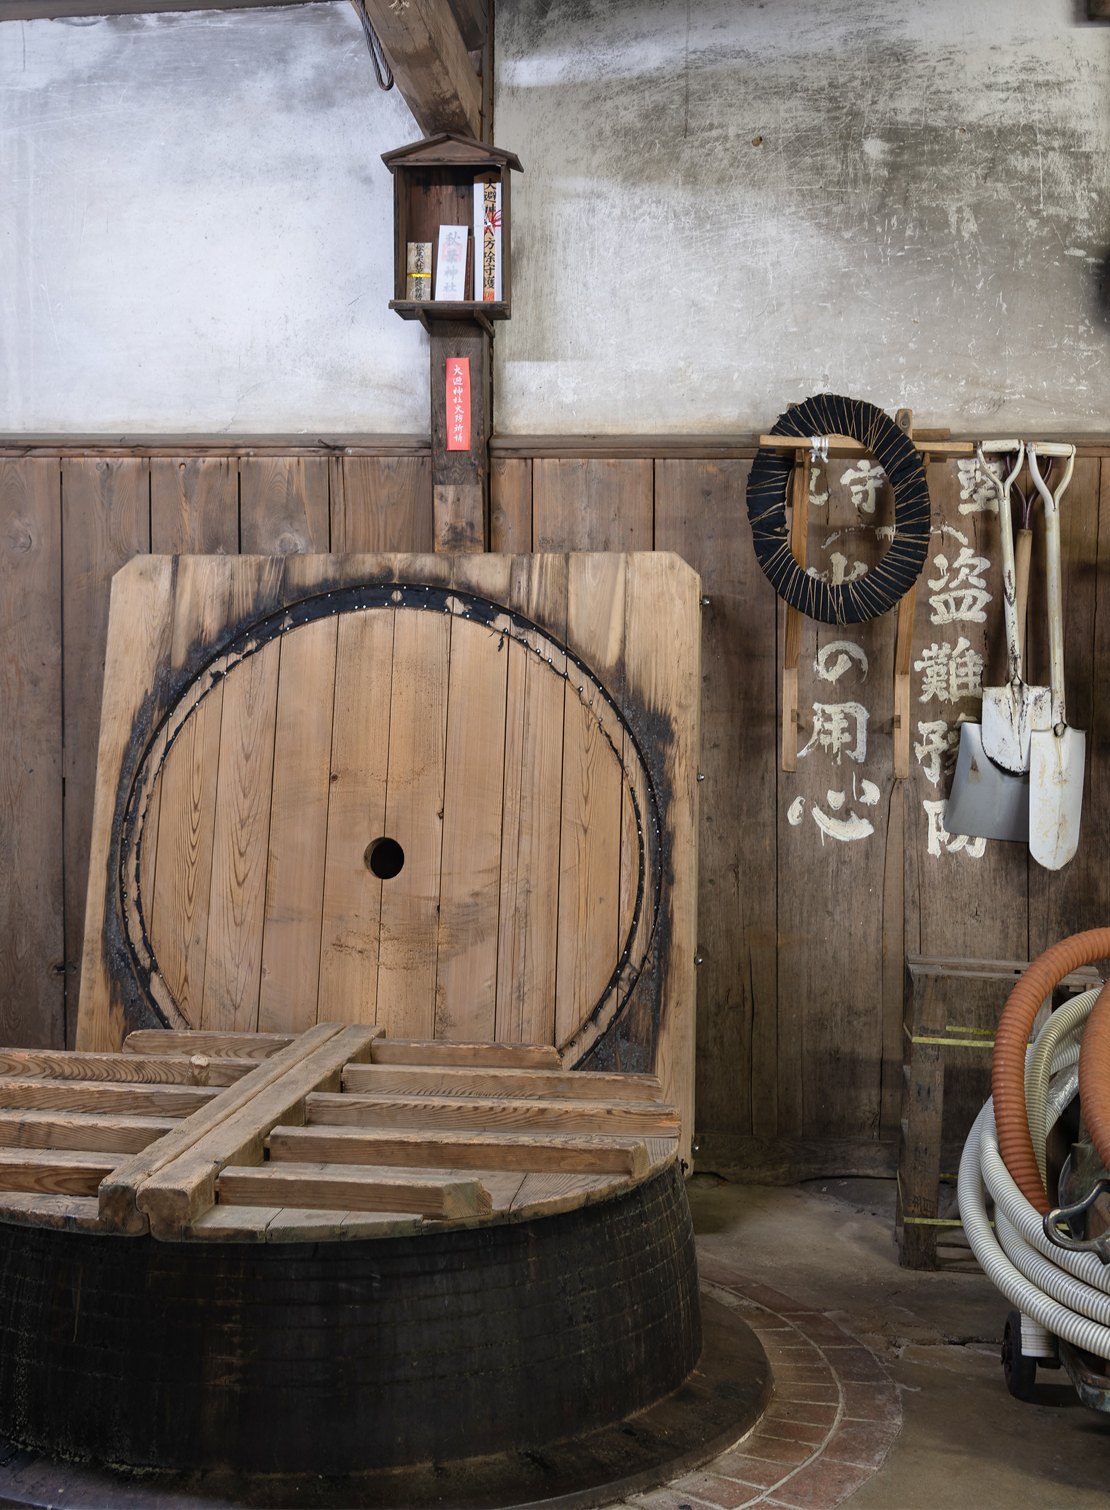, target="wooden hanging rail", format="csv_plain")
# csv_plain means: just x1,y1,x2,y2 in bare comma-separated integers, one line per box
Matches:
759,434,974,458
